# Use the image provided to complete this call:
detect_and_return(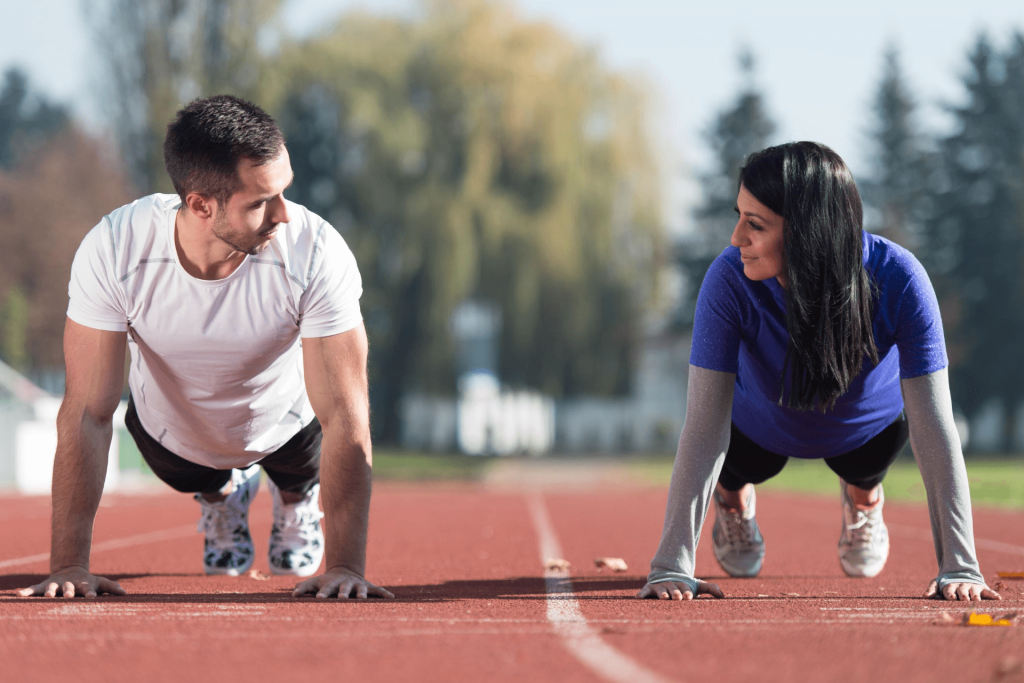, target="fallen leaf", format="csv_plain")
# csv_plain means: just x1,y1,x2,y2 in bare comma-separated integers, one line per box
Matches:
996,572,1024,579
247,569,271,581
782,592,800,597
594,557,628,572
965,611,1015,627
545,558,571,572
993,581,1006,592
